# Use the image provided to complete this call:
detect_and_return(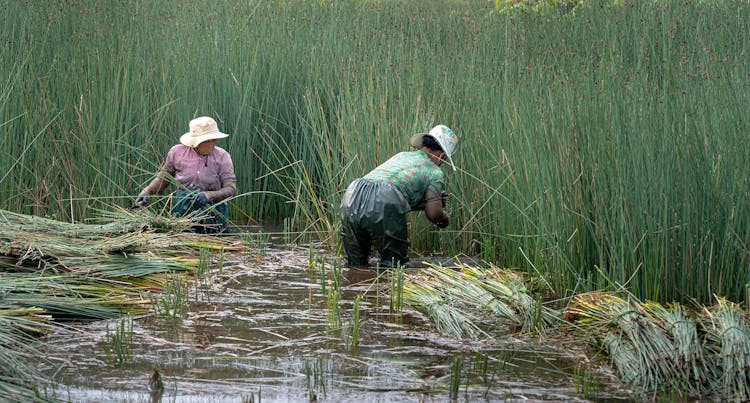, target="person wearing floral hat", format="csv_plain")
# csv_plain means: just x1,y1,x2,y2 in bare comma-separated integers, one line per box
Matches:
339,124,458,268
135,116,237,233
